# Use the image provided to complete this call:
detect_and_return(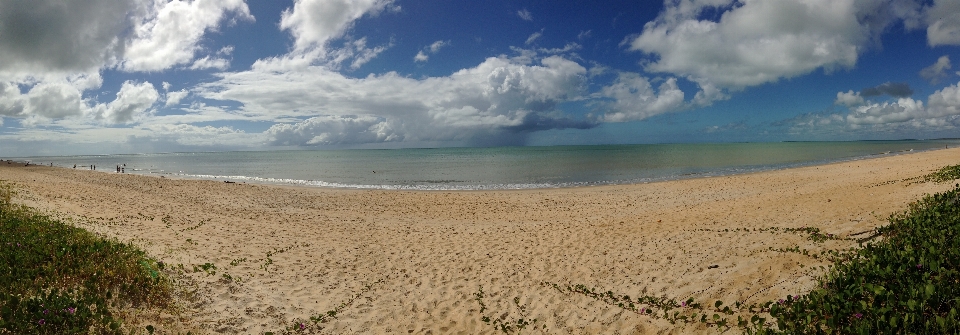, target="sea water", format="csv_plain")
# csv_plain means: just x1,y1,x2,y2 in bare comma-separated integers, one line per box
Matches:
11,140,960,190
